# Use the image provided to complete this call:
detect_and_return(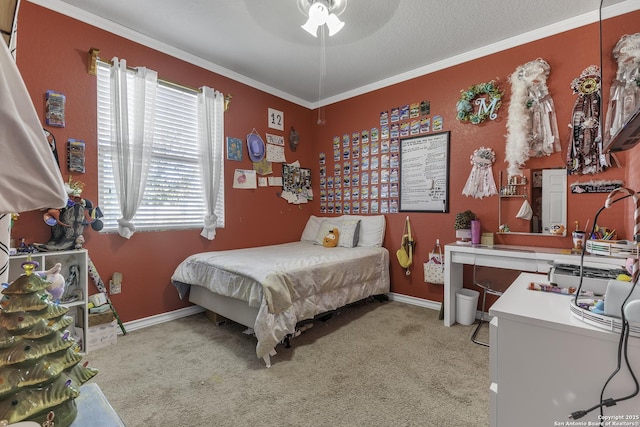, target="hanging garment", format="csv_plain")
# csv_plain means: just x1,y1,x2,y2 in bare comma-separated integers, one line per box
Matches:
462,147,498,199
566,65,603,175
505,58,560,177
